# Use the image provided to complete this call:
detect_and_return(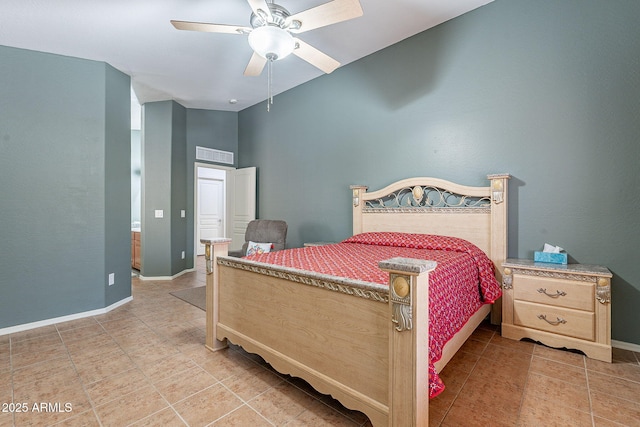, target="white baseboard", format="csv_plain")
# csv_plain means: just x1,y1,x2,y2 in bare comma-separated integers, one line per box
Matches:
138,268,196,281
0,296,133,337
612,339,640,353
